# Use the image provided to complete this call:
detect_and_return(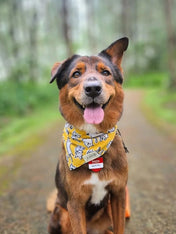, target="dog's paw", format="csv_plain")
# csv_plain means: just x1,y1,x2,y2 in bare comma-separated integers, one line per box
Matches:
48,205,72,234
48,222,62,234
